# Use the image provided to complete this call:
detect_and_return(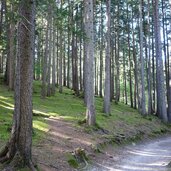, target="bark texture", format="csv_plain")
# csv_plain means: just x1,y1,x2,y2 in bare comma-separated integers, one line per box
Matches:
103,0,111,114
0,0,36,170
153,0,167,122
84,0,96,125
